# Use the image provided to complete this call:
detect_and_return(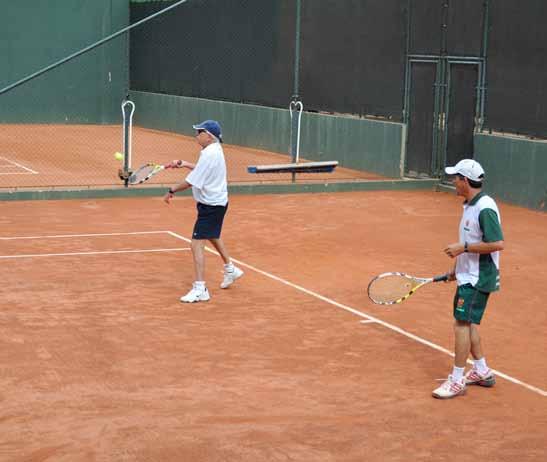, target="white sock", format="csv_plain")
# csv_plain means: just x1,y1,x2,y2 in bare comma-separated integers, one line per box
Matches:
474,357,489,374
224,262,234,272
194,281,206,290
451,366,465,381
